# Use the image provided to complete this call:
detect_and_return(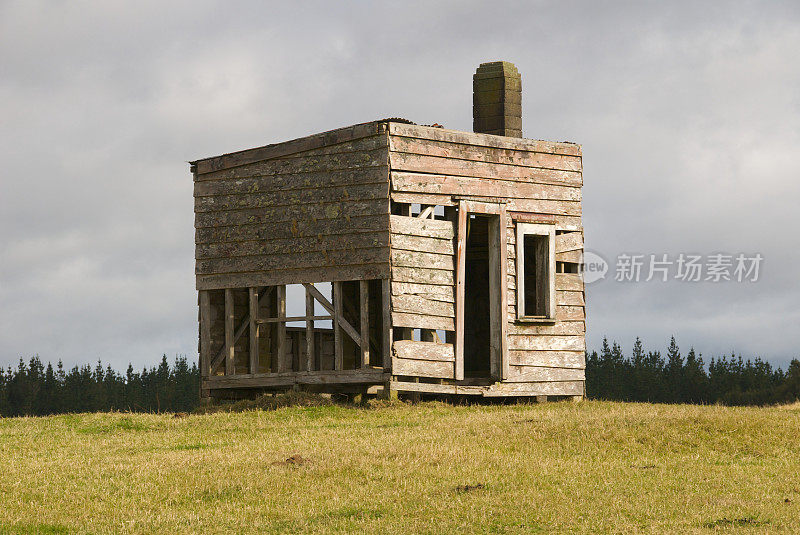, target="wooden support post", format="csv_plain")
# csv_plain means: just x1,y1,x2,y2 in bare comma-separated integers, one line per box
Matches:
333,281,343,370
454,201,468,381
498,204,509,380
199,290,211,380
382,278,392,371
305,286,315,372
224,288,235,376
536,395,548,403
249,287,259,375
359,280,369,368
488,206,509,380
276,285,287,373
